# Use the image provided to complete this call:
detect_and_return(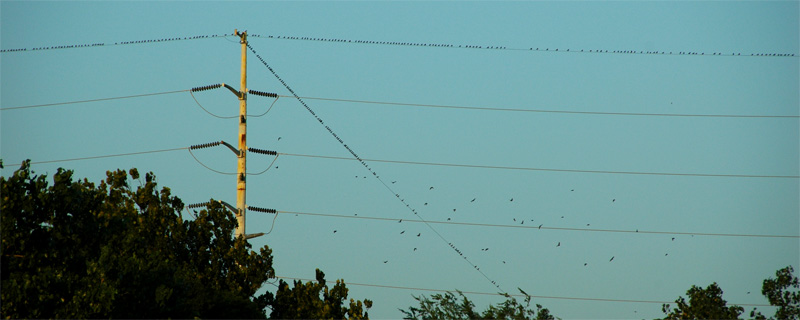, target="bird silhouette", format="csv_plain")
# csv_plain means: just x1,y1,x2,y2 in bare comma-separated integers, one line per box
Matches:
400,231,405,234
557,242,561,247
277,137,281,141
429,186,434,190
609,256,615,262
471,198,476,202
417,233,421,237
399,219,402,223
392,181,397,184
612,199,615,202
672,237,675,241
510,198,514,202
383,260,388,263
503,261,506,264
447,218,451,221
571,189,574,192
453,209,456,212
424,202,428,206
538,224,543,229
333,230,337,233
584,263,588,266
413,248,417,251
